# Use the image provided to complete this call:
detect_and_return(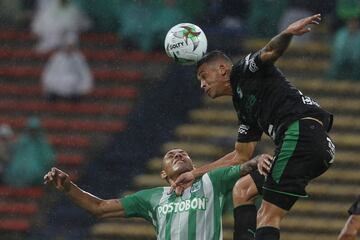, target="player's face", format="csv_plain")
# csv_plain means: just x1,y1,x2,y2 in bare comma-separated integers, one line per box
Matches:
197,62,228,98
162,149,194,178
